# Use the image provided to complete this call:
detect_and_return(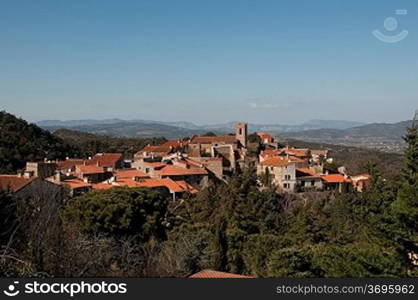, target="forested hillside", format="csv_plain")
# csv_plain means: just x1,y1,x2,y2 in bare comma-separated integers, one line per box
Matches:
54,129,166,159
0,111,78,173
